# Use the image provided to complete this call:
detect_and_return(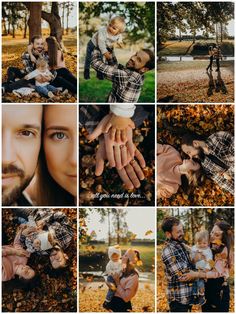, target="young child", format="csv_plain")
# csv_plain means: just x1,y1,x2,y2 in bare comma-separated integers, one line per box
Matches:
84,16,126,80
18,216,53,254
103,245,124,309
24,58,60,99
190,230,213,305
